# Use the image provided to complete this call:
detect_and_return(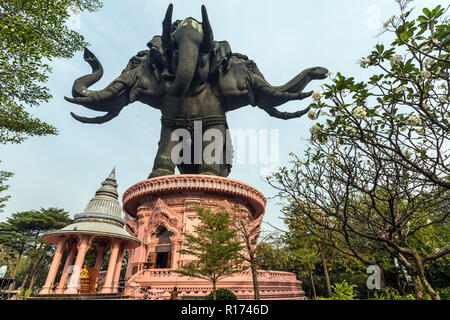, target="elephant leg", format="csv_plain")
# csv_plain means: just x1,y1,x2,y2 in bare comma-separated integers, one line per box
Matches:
148,126,179,178
199,124,226,176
